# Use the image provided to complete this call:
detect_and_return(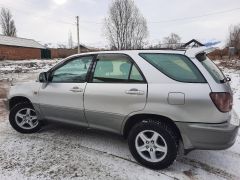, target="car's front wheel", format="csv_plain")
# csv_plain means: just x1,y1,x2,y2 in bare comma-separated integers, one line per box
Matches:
128,120,179,169
9,102,42,133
